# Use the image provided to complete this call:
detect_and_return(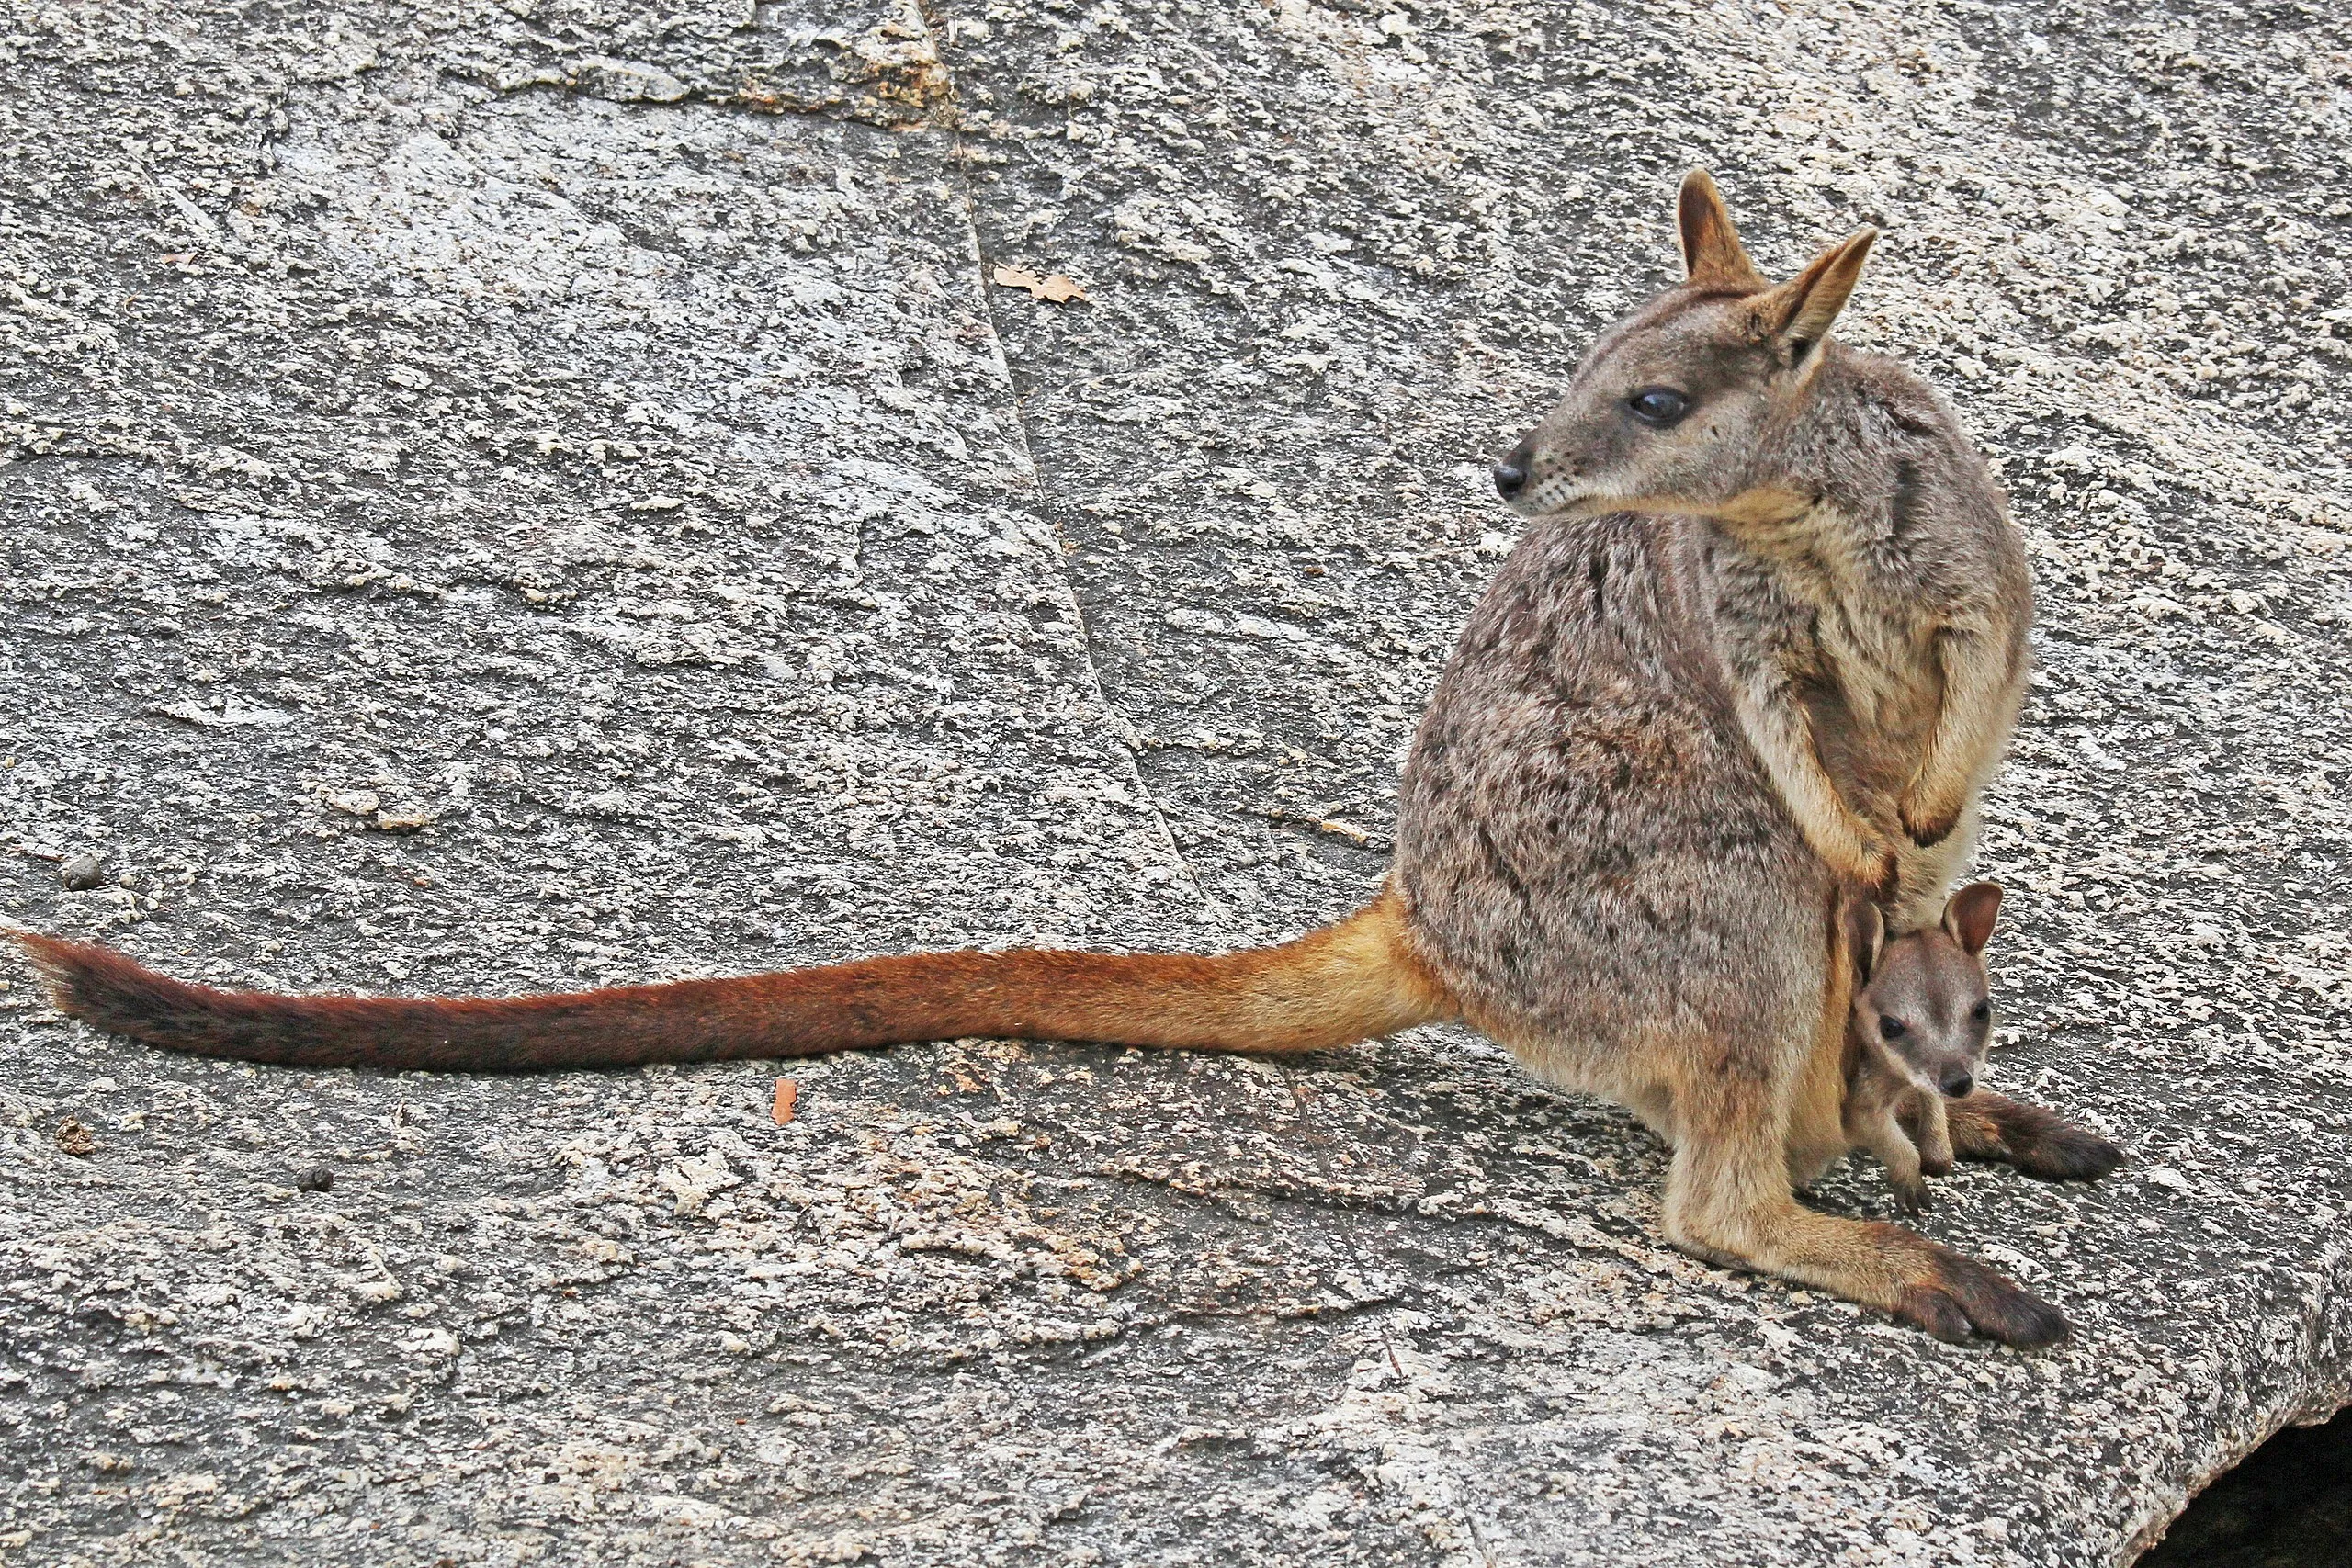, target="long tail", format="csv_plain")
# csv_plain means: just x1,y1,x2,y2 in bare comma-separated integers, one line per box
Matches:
11,892,1451,1072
